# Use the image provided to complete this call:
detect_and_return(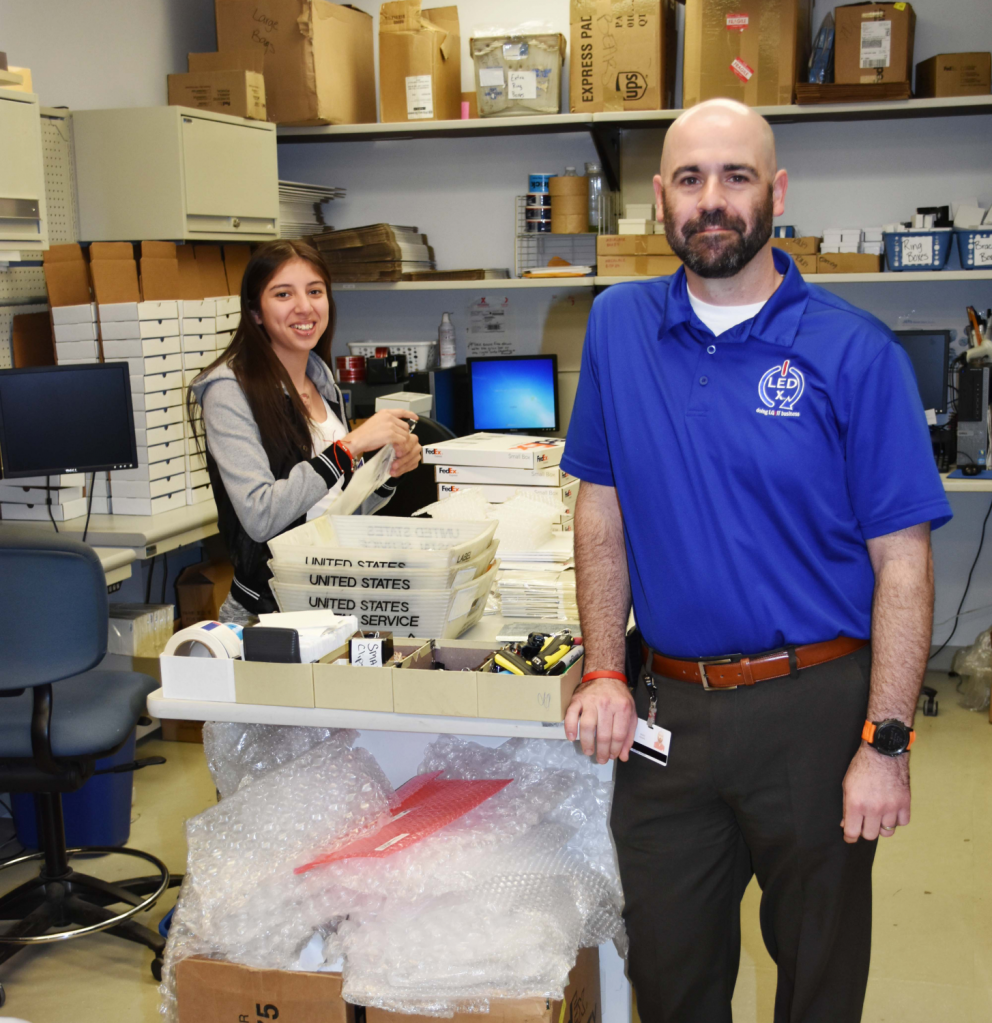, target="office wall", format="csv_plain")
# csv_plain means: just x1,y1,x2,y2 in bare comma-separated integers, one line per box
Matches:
0,0,215,109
